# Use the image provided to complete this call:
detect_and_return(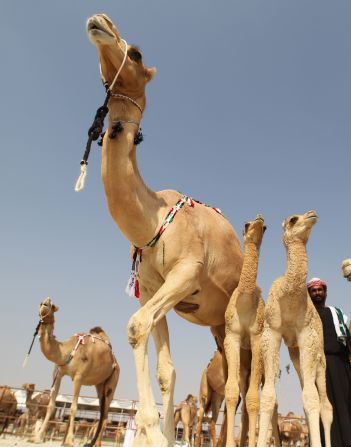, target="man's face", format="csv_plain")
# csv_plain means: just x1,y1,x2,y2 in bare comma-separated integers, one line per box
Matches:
308,285,327,304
